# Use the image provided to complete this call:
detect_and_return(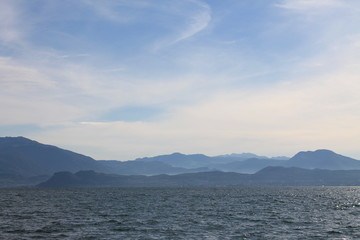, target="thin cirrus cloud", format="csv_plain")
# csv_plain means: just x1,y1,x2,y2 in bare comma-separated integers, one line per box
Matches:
151,0,212,50
166,1,211,45
82,0,211,49
275,0,347,10
81,0,150,23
